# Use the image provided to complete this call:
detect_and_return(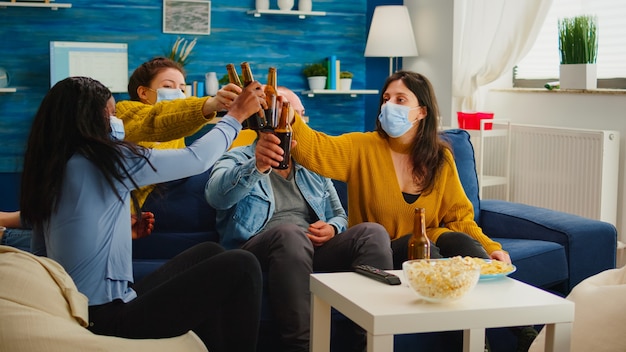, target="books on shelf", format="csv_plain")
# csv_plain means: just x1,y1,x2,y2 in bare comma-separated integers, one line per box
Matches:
326,55,341,90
